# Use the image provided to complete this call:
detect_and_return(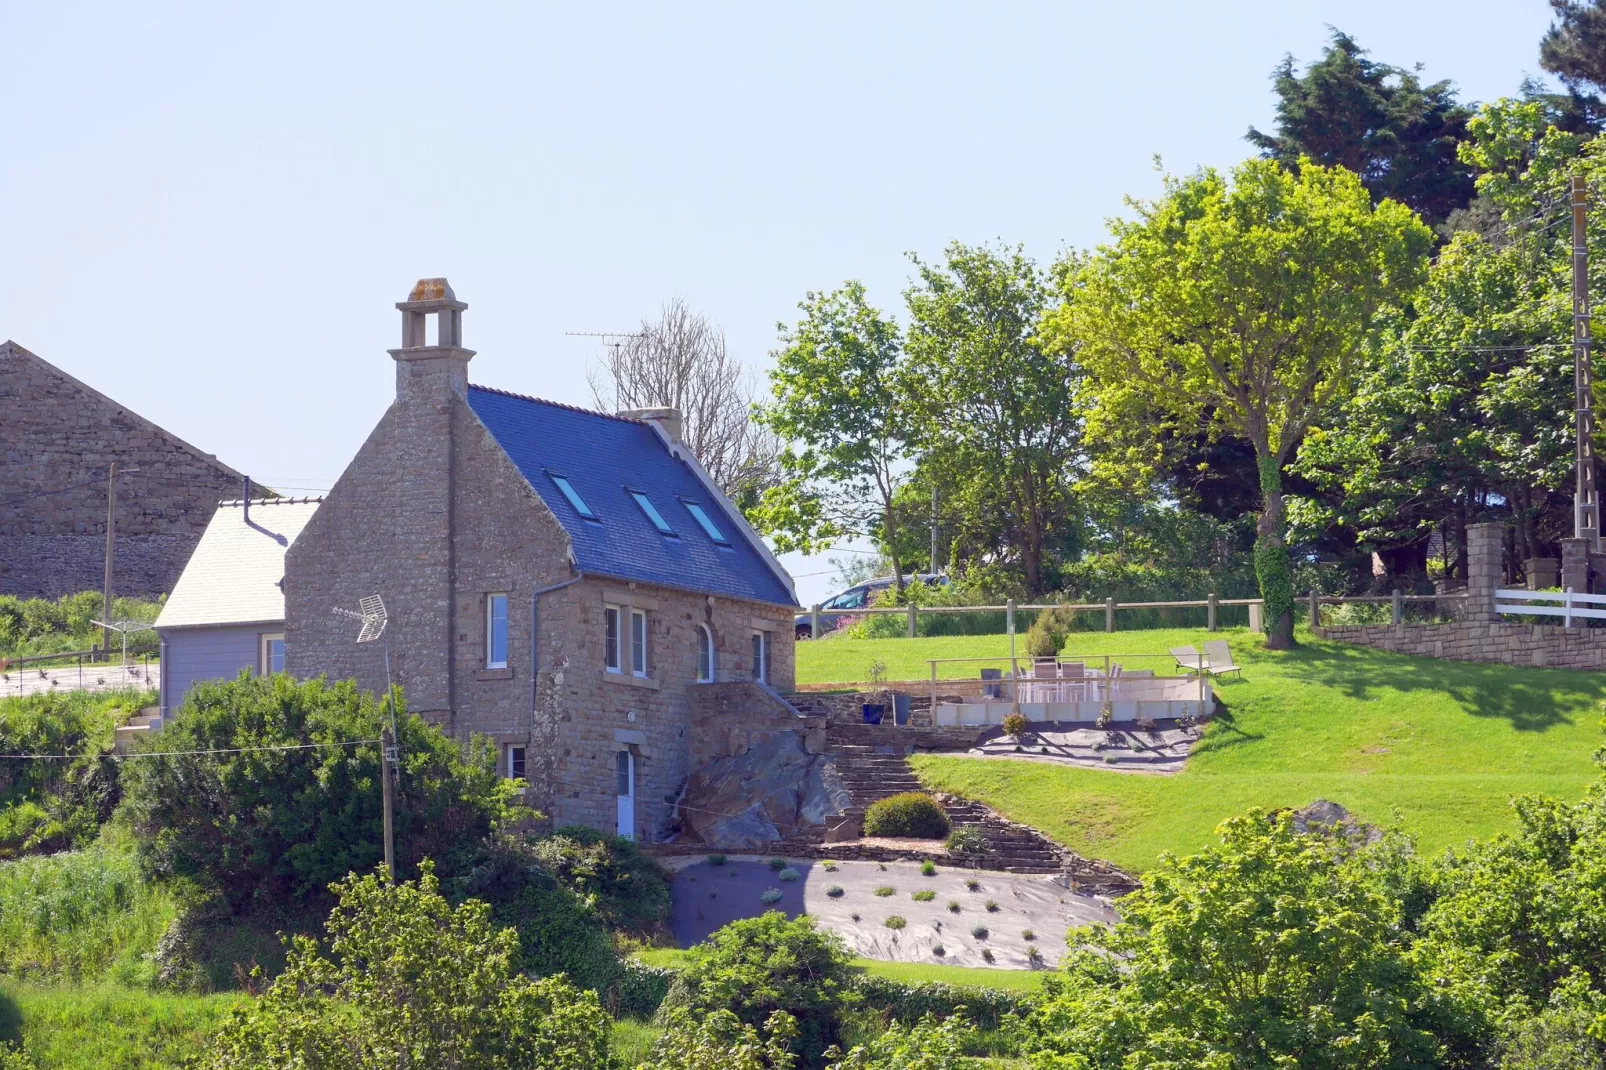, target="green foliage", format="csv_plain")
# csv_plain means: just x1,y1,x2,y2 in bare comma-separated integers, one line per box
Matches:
826,885,844,898
1025,810,1442,1068
0,983,244,1070
0,689,149,857
198,863,614,1070
881,916,905,931
1542,2,1606,97
850,976,1032,1033
872,886,894,898
709,853,727,866
918,860,936,877
910,891,934,903
943,826,986,855
1000,713,1027,740
651,1009,800,1070
1059,156,1434,647
862,794,949,840
0,592,163,660
1023,608,1069,658
828,1012,973,1070
120,674,514,915
664,912,858,1068
779,867,801,882
968,926,988,940
0,846,175,985
761,888,783,905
